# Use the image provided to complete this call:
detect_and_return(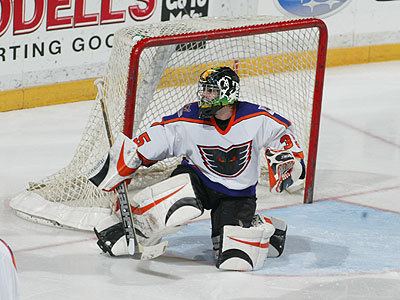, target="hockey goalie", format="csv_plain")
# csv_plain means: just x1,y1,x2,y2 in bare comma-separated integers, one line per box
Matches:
88,66,305,271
